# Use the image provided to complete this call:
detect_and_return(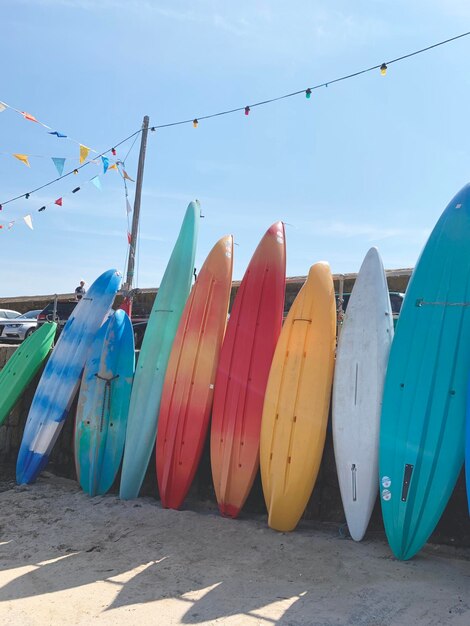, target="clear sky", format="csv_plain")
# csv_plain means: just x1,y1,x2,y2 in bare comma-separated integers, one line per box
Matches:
1,0,469,297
